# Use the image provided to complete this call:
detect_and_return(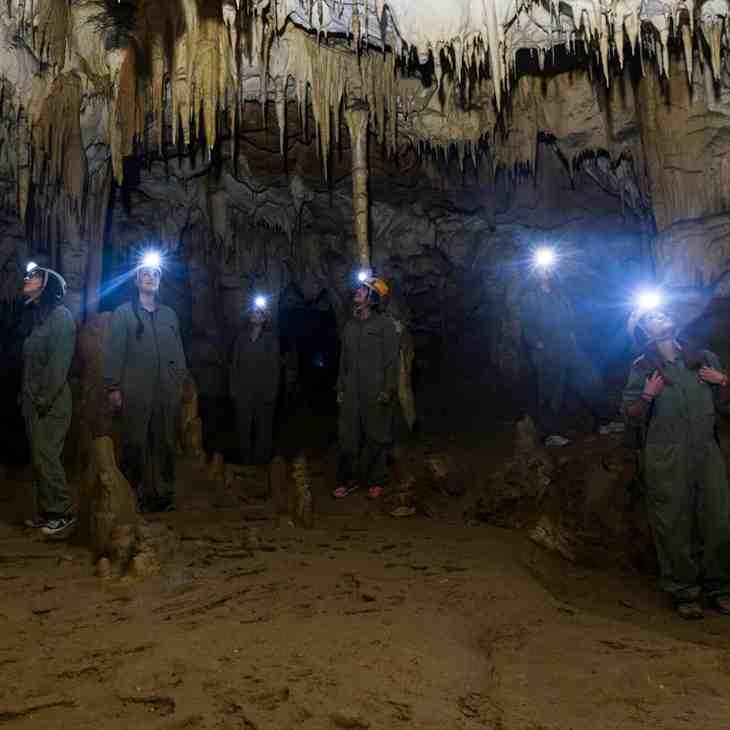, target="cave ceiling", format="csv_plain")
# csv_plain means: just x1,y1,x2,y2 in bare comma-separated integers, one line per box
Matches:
0,0,729,328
